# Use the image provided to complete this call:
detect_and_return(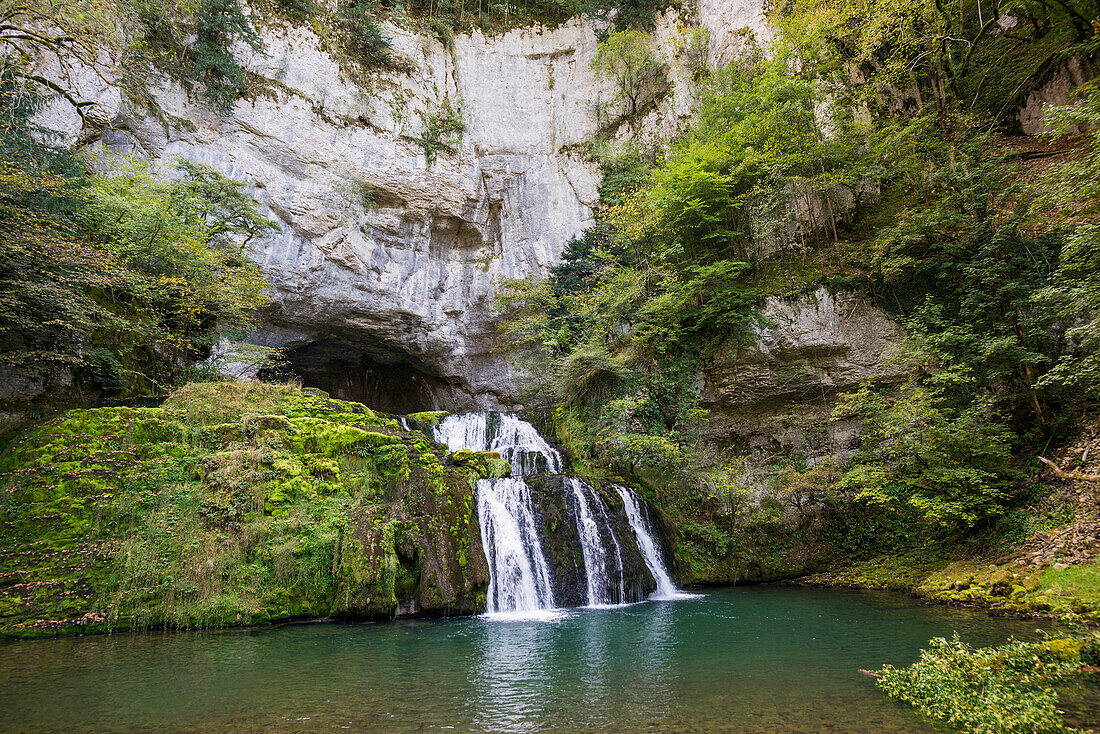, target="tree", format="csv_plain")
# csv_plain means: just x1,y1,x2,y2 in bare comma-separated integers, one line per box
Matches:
591,29,667,123
1032,84,1100,397
190,0,263,111
0,0,121,117
781,0,1099,124
80,156,274,376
